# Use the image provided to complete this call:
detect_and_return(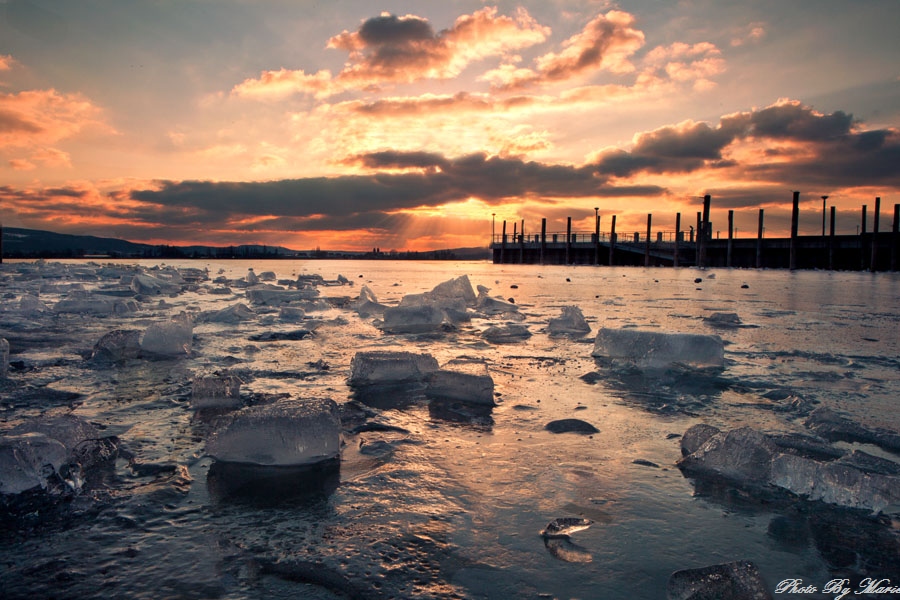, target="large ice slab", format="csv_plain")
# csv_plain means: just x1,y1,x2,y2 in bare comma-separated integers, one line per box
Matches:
206,398,341,466
426,359,495,405
427,274,477,307
348,351,439,386
354,285,388,318
591,327,724,369
0,433,68,495
130,273,182,296
200,303,256,324
482,323,531,344
141,313,194,358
